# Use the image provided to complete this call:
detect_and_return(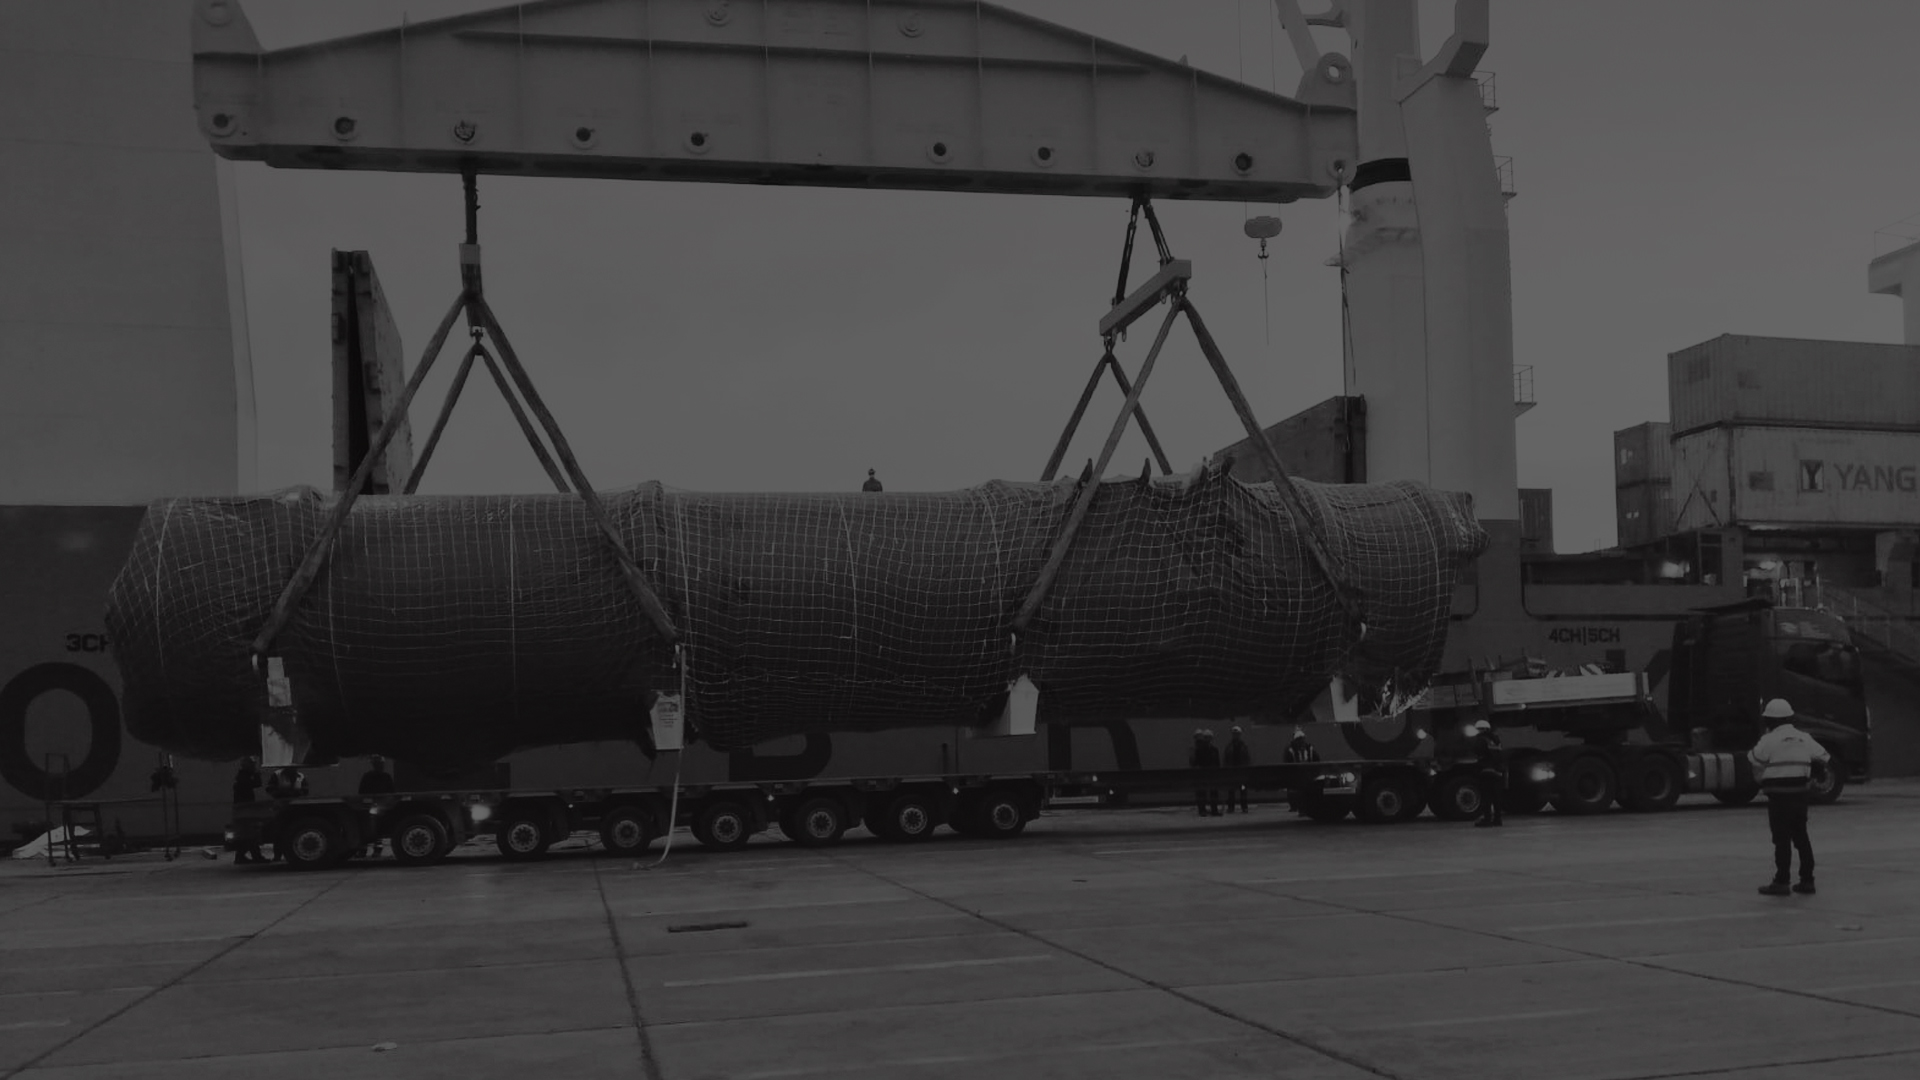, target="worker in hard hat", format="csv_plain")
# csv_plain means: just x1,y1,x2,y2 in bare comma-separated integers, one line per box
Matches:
862,469,883,492
1223,726,1252,813
1280,727,1319,815
1189,728,1221,817
1749,698,1831,896
1283,727,1319,765
1467,719,1505,828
